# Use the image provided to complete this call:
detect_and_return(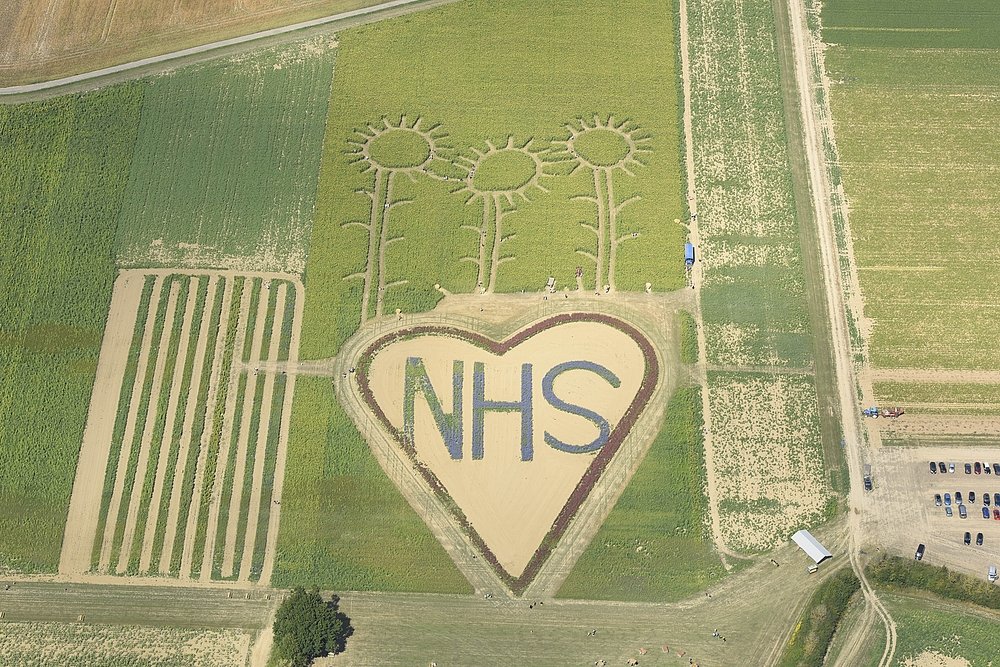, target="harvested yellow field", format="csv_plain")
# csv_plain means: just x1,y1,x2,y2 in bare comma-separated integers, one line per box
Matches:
0,0,381,86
